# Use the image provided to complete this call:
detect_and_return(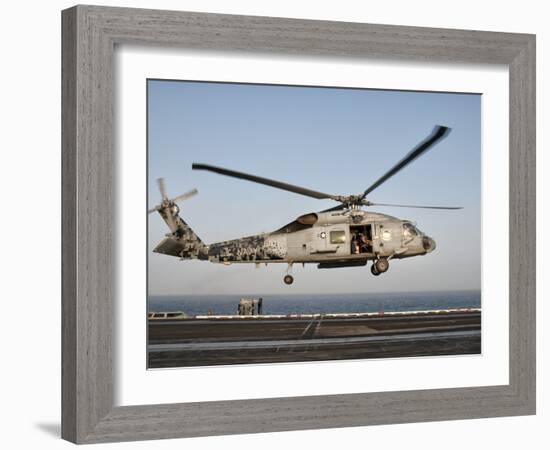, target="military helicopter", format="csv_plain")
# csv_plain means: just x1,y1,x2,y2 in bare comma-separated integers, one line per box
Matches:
150,125,462,285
